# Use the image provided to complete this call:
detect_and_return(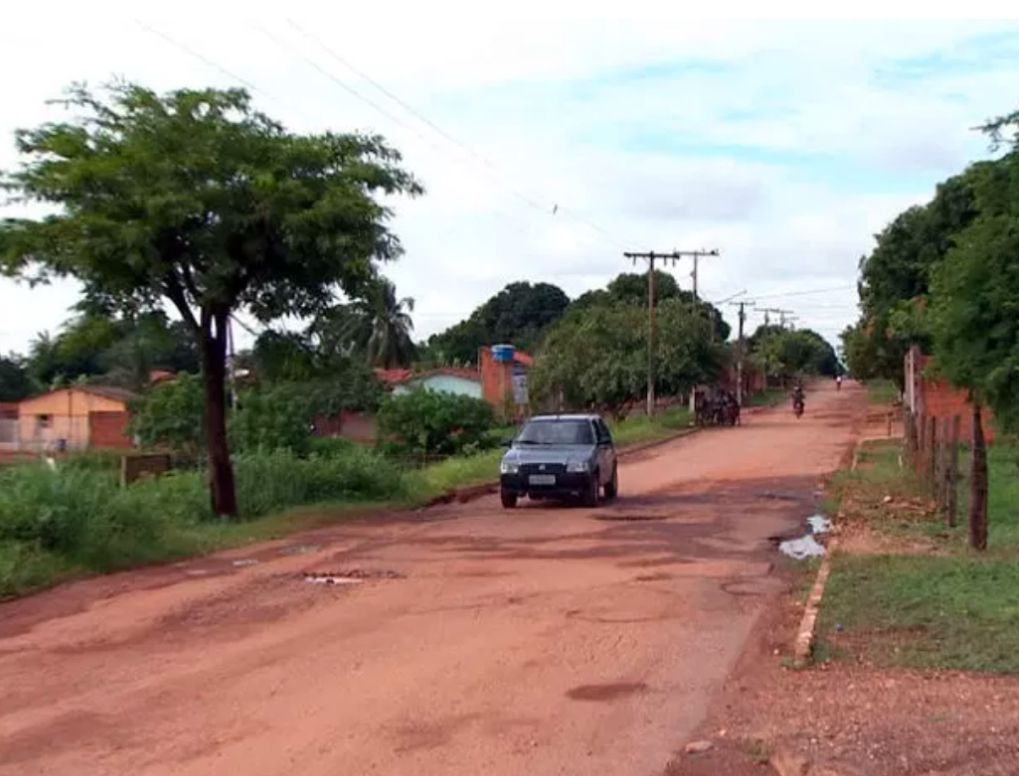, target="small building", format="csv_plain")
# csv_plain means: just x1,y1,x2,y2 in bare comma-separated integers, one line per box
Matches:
395,367,484,399
375,348,534,416
13,385,138,452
